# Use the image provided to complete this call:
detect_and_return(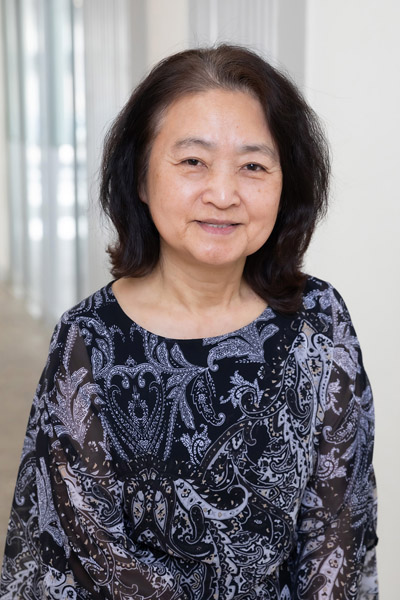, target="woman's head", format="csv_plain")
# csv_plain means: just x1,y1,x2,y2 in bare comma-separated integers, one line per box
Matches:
100,44,330,312
139,88,283,275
